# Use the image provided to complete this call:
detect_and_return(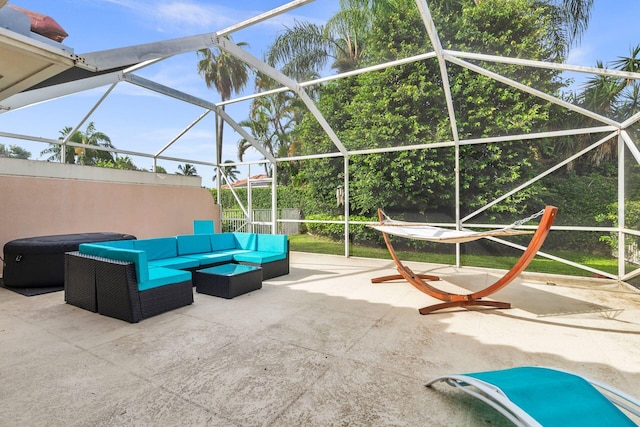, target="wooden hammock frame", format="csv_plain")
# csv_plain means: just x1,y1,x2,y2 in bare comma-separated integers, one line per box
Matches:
371,206,558,314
